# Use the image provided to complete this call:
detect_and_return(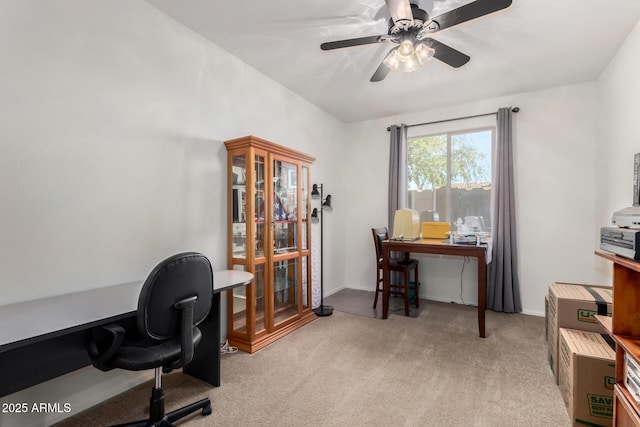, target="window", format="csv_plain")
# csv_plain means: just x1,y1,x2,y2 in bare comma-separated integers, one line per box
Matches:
406,127,494,230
